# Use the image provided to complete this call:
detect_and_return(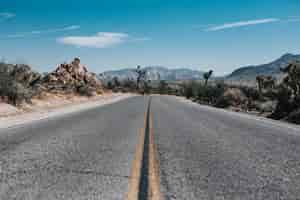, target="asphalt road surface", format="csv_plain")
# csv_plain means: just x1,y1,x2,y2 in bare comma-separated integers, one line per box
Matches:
0,96,149,200
151,96,300,200
1,95,300,200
